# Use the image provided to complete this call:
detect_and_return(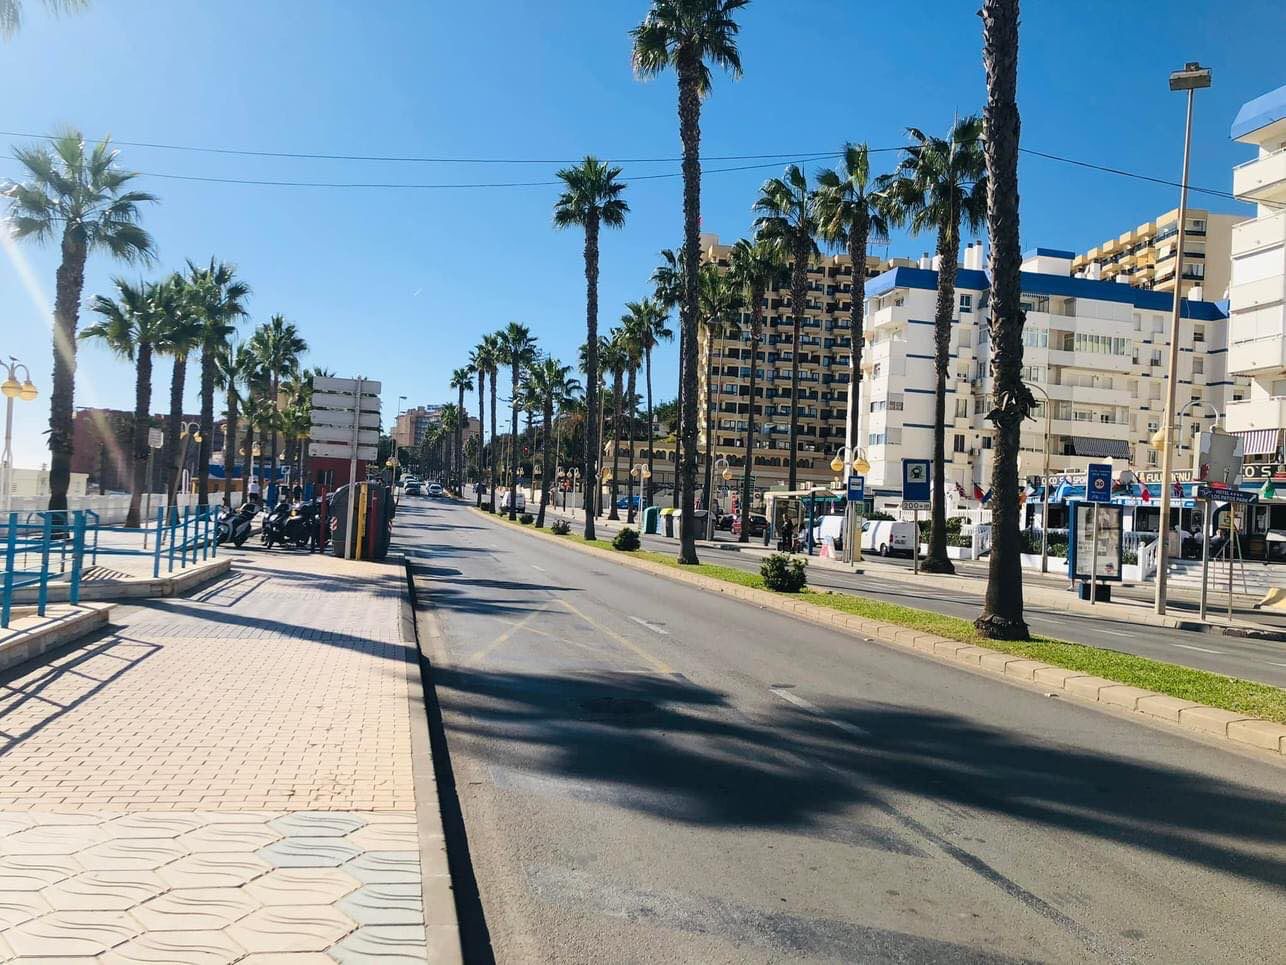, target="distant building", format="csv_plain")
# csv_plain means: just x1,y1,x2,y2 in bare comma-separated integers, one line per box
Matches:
71,407,225,493
1071,207,1243,300
393,405,441,449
